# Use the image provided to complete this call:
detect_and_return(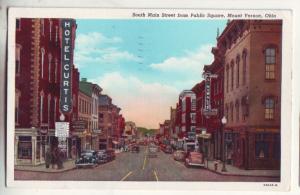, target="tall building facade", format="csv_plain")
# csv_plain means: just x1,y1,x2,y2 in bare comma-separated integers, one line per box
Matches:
15,18,78,165
220,20,282,169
